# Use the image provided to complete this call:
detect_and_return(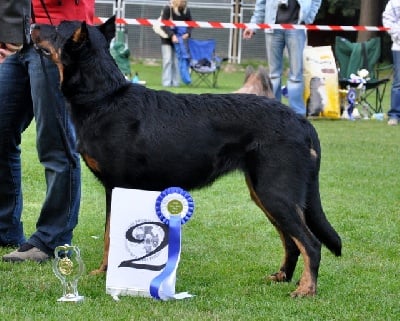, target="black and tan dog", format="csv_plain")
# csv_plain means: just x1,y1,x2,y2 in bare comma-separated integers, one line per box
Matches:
31,16,341,297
